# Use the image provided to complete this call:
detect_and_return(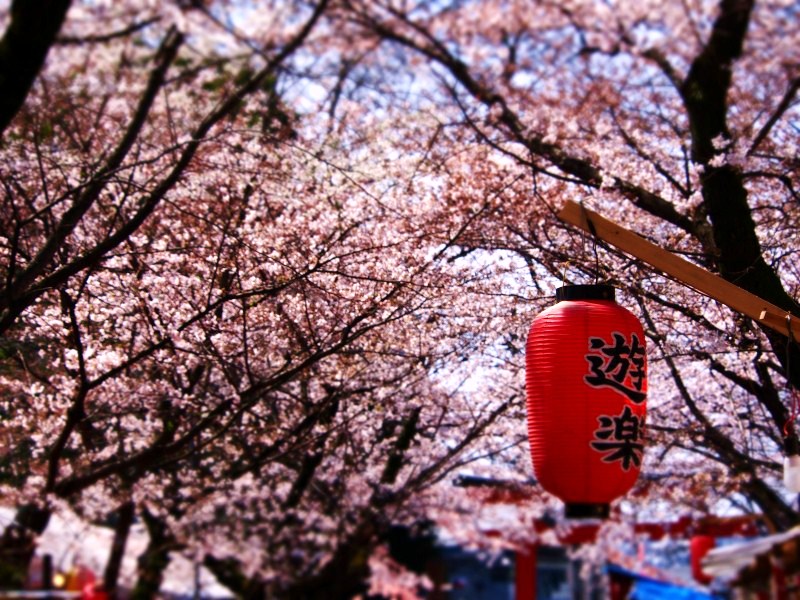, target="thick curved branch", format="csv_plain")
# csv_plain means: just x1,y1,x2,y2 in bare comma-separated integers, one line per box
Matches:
680,0,754,163
641,47,683,91
0,0,72,137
